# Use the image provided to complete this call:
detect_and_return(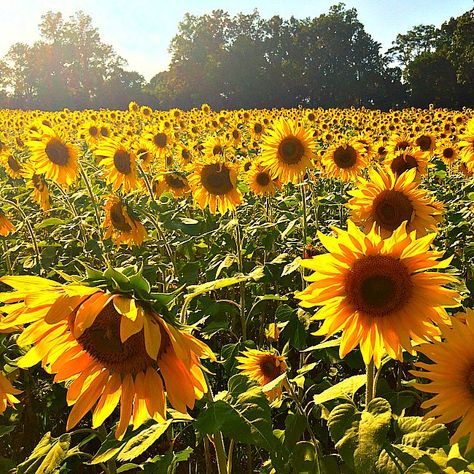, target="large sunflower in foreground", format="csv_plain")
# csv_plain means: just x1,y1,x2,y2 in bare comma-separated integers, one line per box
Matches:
0,276,214,439
259,119,315,184
322,140,367,182
188,158,242,214
103,195,147,247
347,167,443,237
412,309,474,452
95,138,138,193
295,221,459,367
0,371,21,414
237,349,287,400
27,126,78,186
